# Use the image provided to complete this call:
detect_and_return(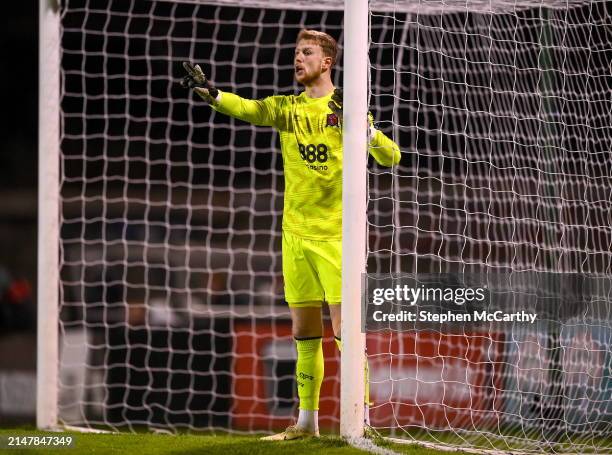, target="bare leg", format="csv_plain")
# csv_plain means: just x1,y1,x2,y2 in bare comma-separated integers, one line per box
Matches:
328,303,341,339
290,304,323,338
